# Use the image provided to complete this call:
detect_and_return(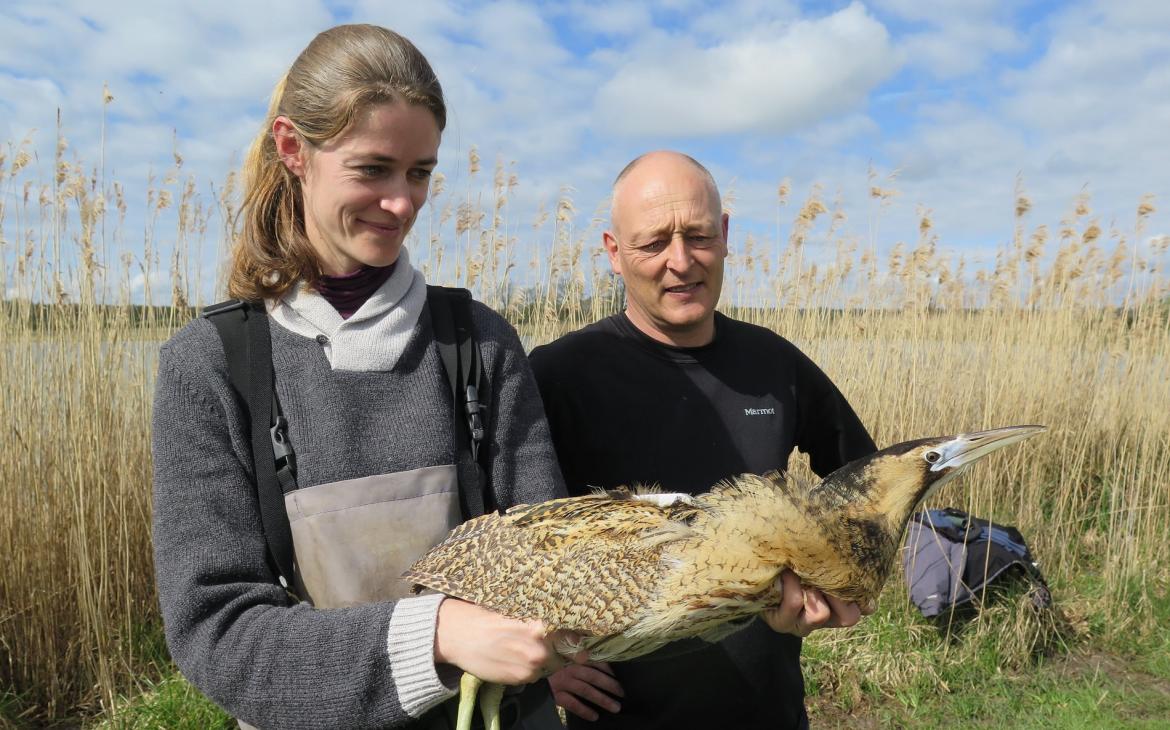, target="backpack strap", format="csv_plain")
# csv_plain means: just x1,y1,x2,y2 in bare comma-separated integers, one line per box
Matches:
202,299,298,592
427,286,496,516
